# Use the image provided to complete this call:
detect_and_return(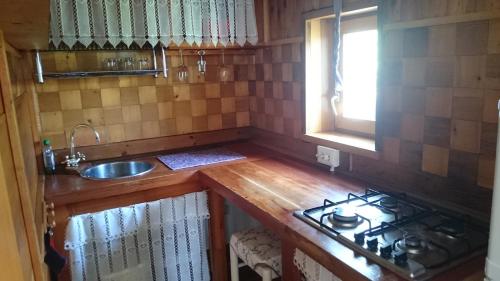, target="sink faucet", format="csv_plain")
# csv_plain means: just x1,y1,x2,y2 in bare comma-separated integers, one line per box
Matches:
62,123,101,168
